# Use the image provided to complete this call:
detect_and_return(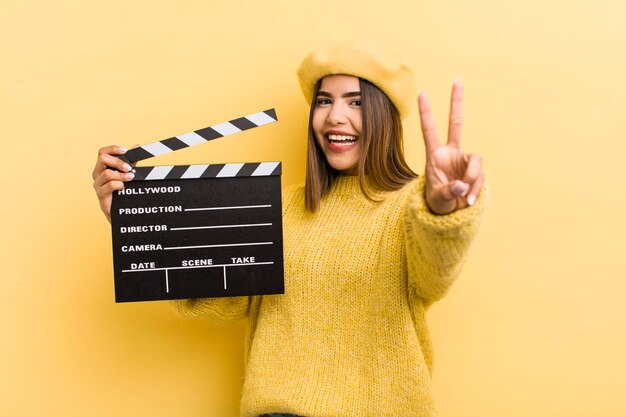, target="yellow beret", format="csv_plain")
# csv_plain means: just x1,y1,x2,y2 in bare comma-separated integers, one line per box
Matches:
296,41,417,119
